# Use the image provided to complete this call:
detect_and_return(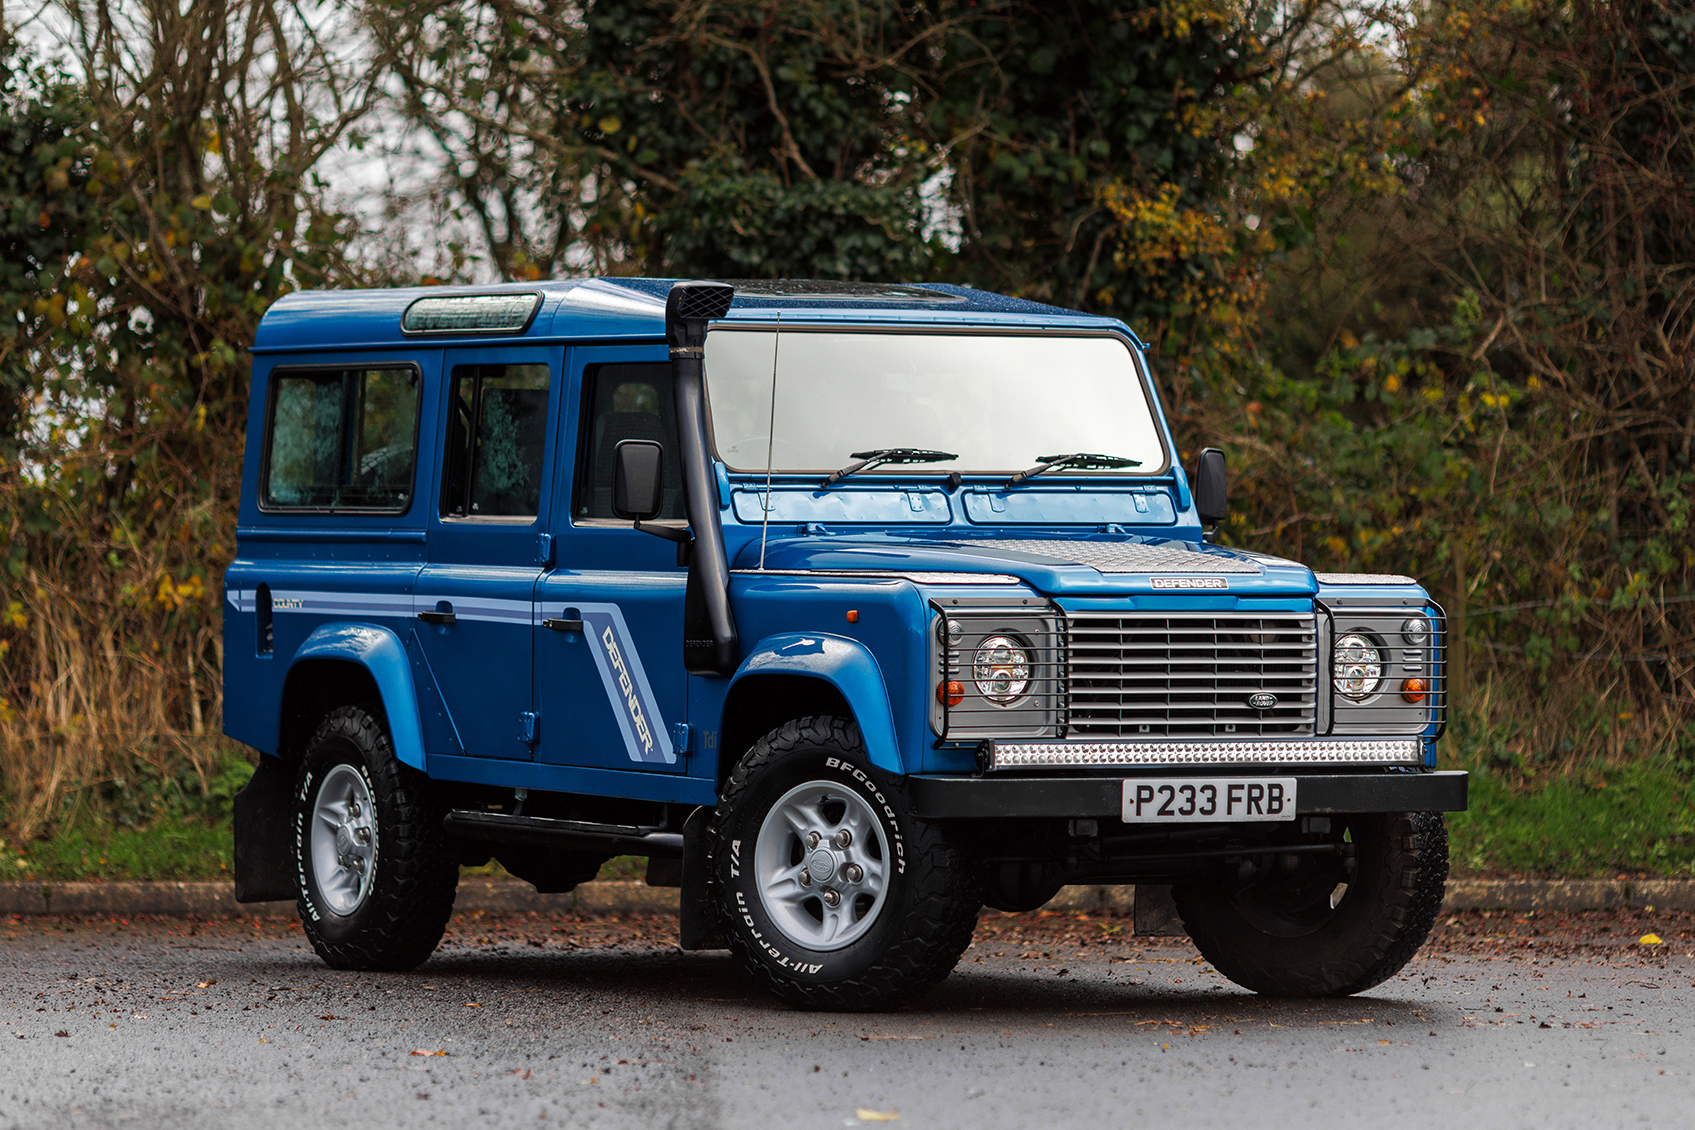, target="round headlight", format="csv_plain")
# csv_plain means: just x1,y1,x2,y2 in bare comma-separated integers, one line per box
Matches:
973,635,1031,704
1402,616,1430,645
1333,633,1383,700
